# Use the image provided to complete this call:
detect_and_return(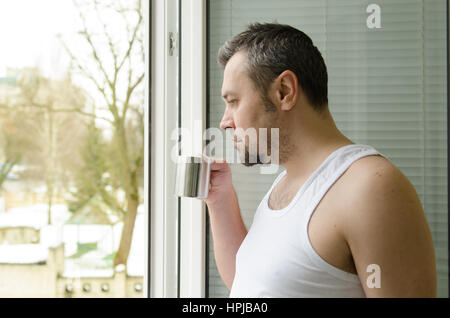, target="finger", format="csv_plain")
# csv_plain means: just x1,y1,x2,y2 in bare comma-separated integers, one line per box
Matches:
210,161,229,172
203,155,227,165
201,154,213,163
